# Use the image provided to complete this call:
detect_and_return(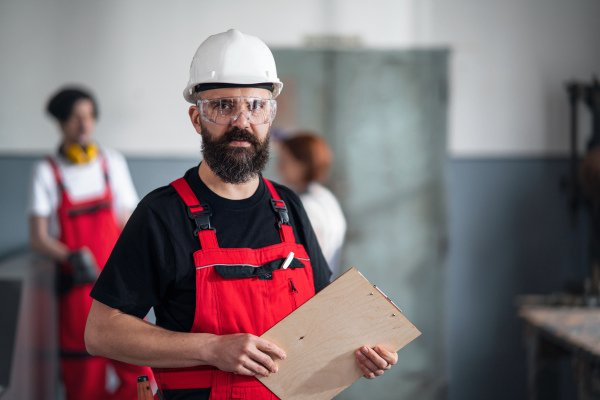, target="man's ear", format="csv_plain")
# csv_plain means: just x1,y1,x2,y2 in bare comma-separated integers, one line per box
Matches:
189,106,202,135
